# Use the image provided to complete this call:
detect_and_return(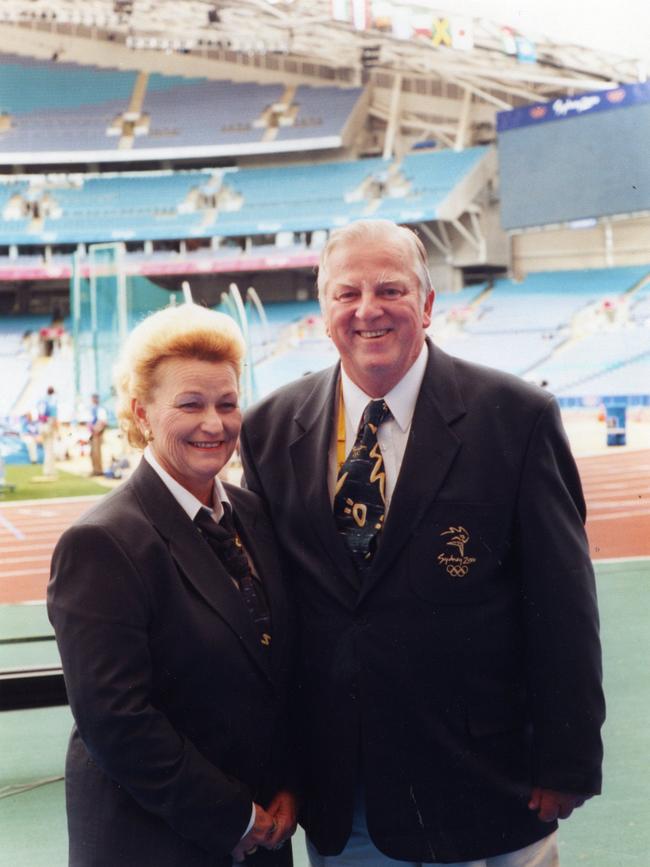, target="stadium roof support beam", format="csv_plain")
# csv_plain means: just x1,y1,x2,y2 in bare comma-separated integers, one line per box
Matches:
367,104,456,150
463,66,617,92
437,220,452,251
412,48,623,93
469,210,487,261
450,215,484,257
373,77,497,121
454,88,472,152
443,74,528,111
395,108,458,148
400,114,456,149
454,75,544,106
418,222,452,261
382,73,402,160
